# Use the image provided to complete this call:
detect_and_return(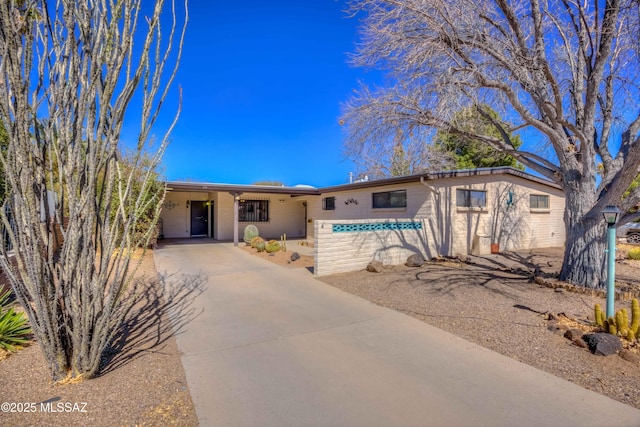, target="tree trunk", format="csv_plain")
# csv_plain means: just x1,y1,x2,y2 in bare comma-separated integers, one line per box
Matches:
558,180,607,289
